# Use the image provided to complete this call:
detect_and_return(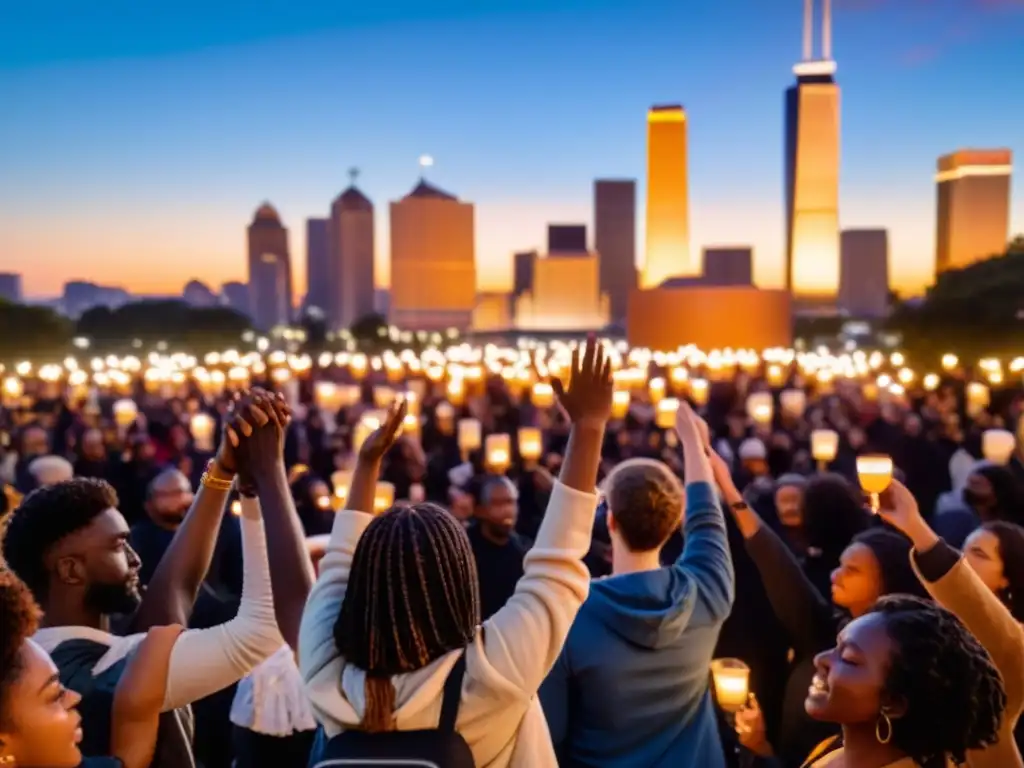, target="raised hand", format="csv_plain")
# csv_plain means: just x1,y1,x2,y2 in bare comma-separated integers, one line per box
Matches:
233,389,292,487
359,399,408,464
550,336,613,426
876,481,925,540
215,390,272,474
